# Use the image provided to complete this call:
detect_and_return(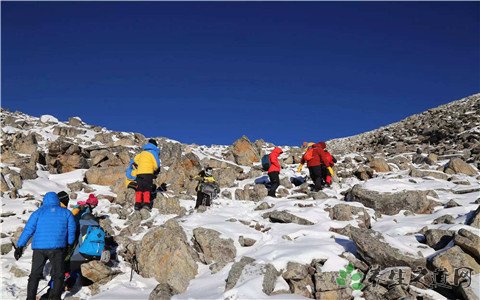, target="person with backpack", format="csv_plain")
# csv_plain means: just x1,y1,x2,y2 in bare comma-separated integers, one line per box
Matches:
298,142,330,191
133,139,161,211
71,194,99,223
193,167,220,209
267,147,283,197
14,192,76,300
297,142,315,173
